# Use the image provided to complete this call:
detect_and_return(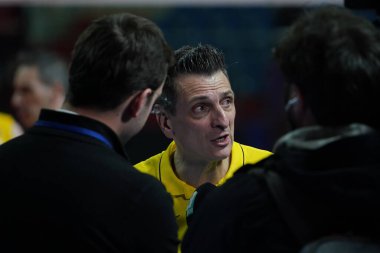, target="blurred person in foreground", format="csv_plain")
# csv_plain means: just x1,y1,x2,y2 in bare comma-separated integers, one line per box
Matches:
135,44,272,241
182,7,380,253
0,12,178,252
10,49,68,129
